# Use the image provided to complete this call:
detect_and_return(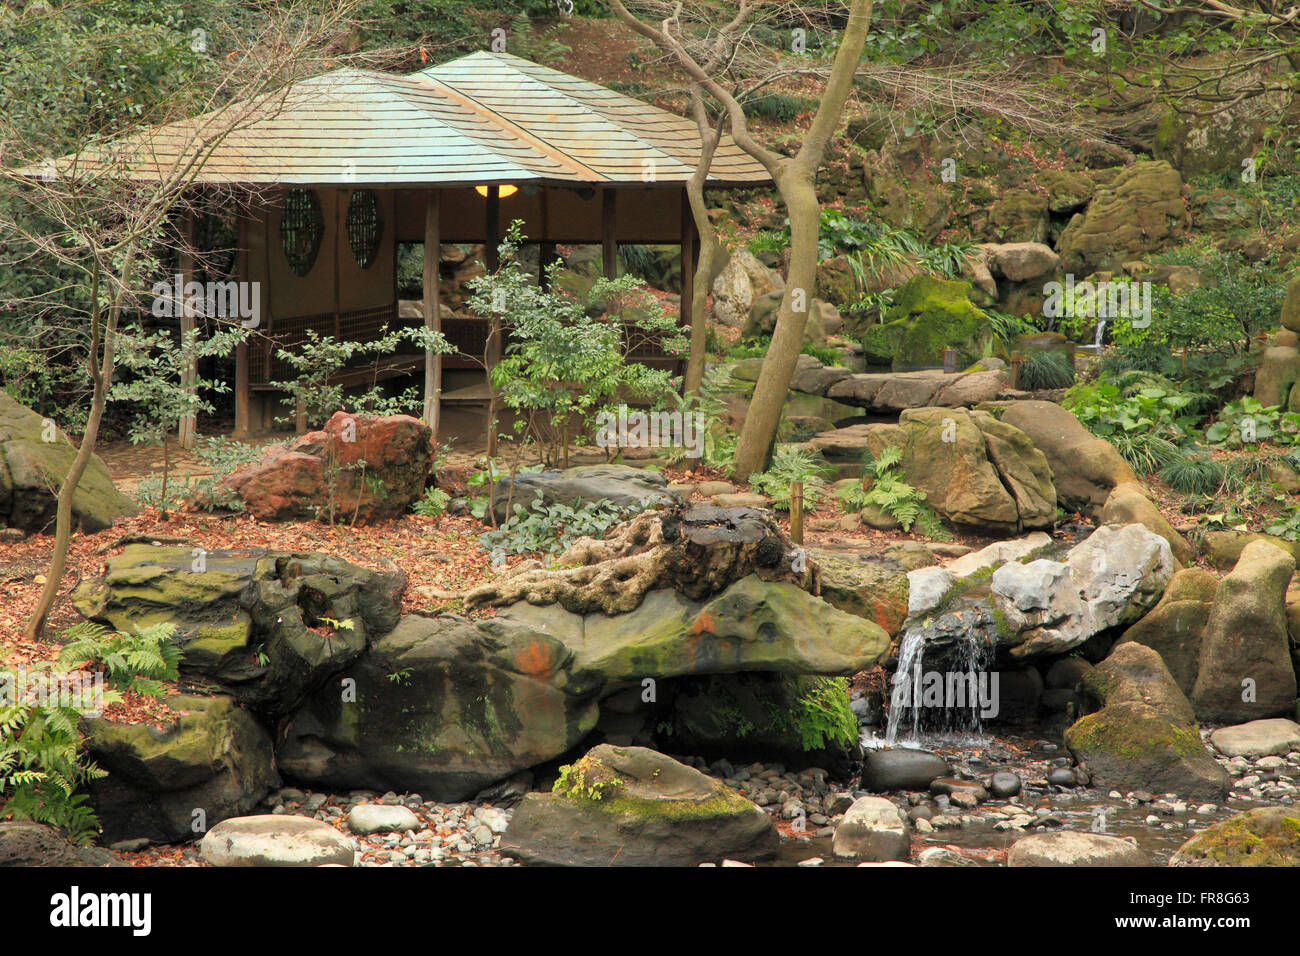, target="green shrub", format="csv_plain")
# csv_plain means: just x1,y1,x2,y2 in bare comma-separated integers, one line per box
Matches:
412,486,451,517
840,445,950,539
1017,349,1076,390
480,495,642,557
